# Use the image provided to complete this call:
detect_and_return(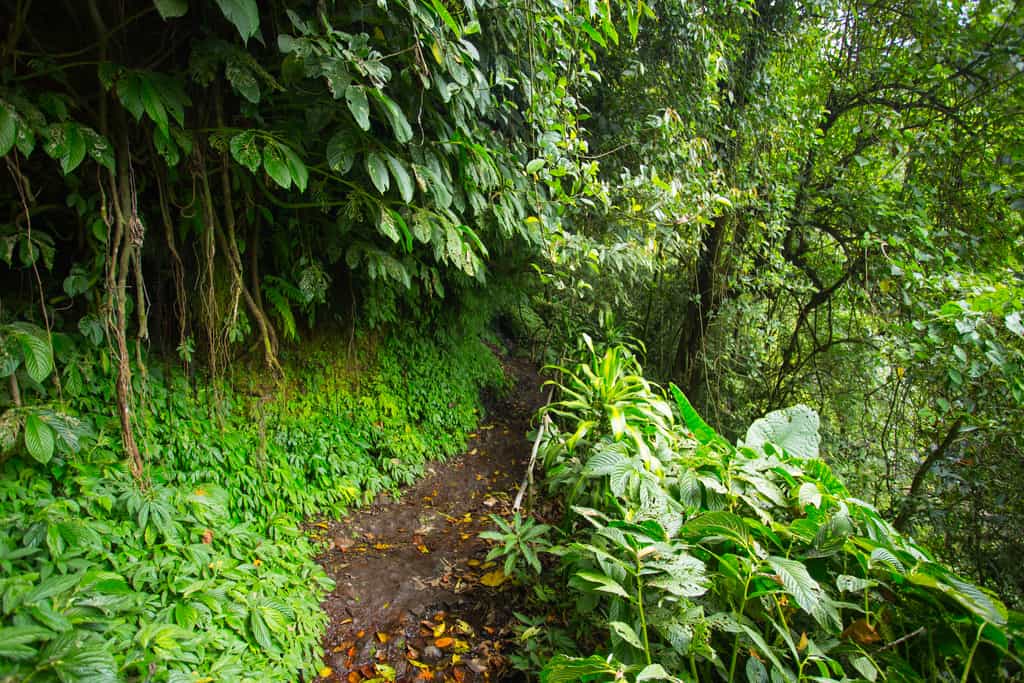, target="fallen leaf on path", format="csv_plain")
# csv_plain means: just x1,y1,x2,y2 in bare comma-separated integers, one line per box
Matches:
435,637,454,649
417,543,430,553
433,622,446,637
319,666,333,678
480,569,507,587
376,631,389,643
